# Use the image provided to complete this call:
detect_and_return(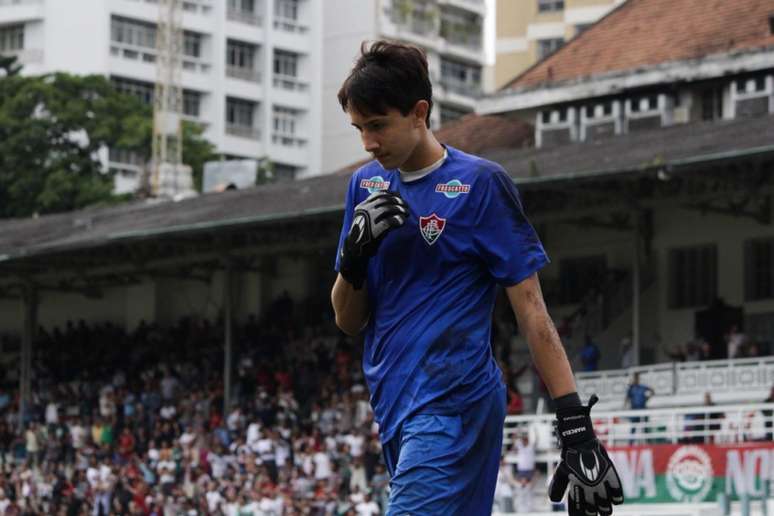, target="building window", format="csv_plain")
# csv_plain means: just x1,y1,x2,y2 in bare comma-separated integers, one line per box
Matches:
440,57,481,95
736,76,767,94
275,0,299,21
440,104,470,125
585,101,613,118
541,107,569,124
227,0,260,25
183,90,201,118
227,40,256,68
0,24,24,52
111,16,157,49
745,238,774,301
109,148,145,167
228,0,256,14
111,76,155,105
558,255,607,305
669,245,717,309
183,31,202,58
630,94,659,113
440,7,482,49
273,49,298,78
538,0,564,13
700,86,724,121
537,38,564,59
226,39,259,81
226,97,256,128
